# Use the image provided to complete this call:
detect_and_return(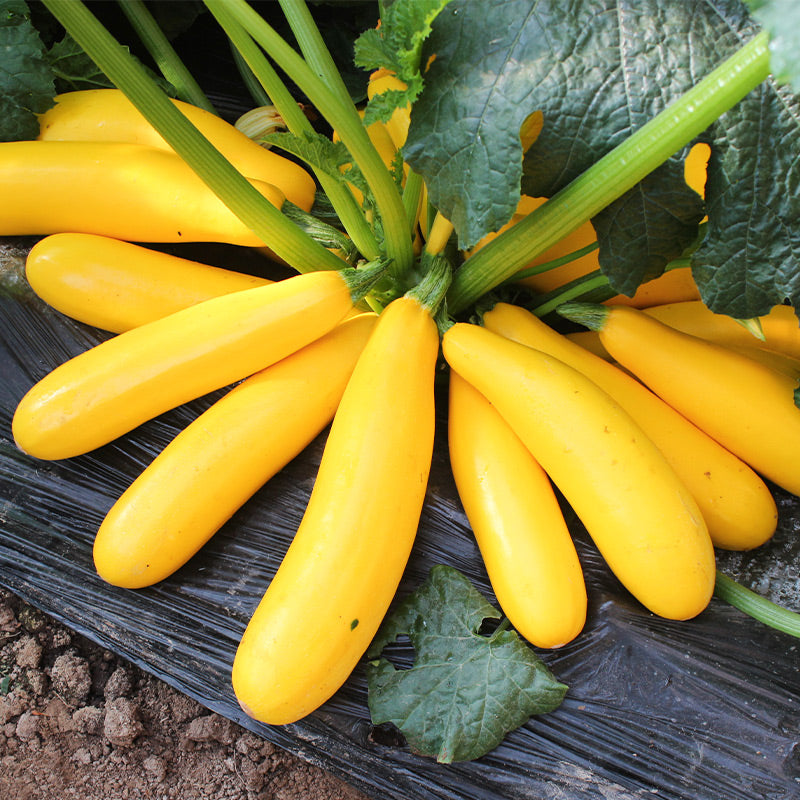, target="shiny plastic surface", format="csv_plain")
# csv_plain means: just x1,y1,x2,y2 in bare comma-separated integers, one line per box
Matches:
1,238,798,800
